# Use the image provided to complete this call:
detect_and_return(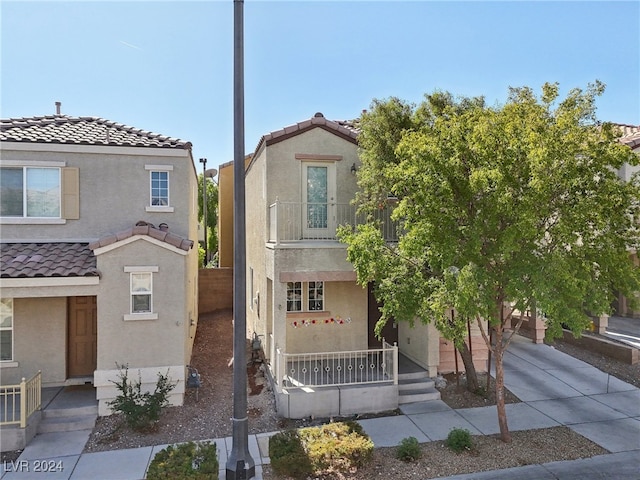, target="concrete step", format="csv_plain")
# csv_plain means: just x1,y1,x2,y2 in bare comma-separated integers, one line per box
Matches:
398,371,430,381
398,377,435,392
398,387,441,404
37,414,97,434
42,404,98,419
